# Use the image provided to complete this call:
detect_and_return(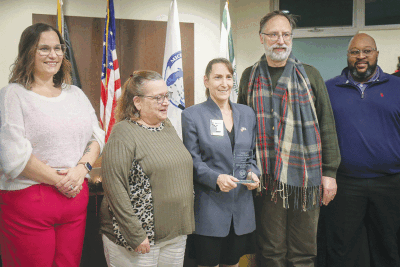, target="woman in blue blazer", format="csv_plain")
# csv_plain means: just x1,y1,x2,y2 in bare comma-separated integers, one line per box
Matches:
182,58,260,267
